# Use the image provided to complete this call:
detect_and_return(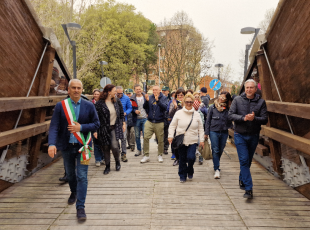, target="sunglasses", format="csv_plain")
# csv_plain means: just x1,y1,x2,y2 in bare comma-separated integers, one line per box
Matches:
117,93,123,95
185,101,193,104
